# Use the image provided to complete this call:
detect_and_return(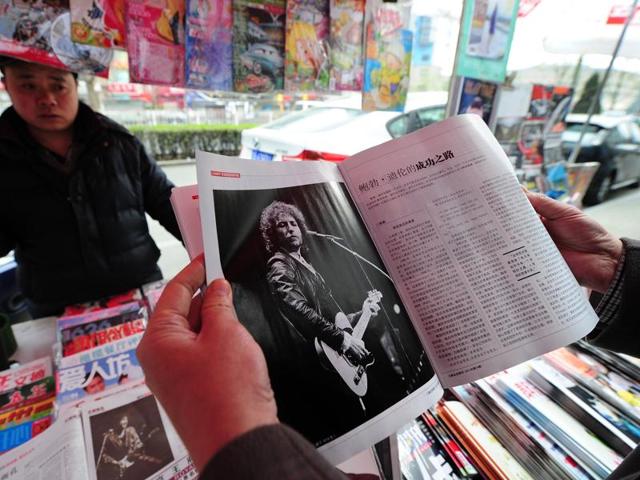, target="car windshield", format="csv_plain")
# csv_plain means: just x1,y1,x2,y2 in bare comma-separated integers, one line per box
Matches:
263,108,366,133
